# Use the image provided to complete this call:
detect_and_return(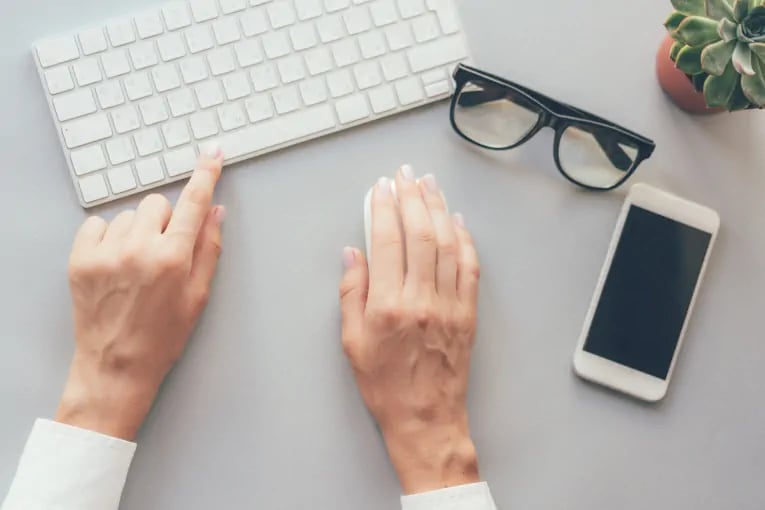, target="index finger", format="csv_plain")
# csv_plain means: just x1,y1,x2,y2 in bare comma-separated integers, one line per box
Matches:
368,177,404,303
165,147,224,251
